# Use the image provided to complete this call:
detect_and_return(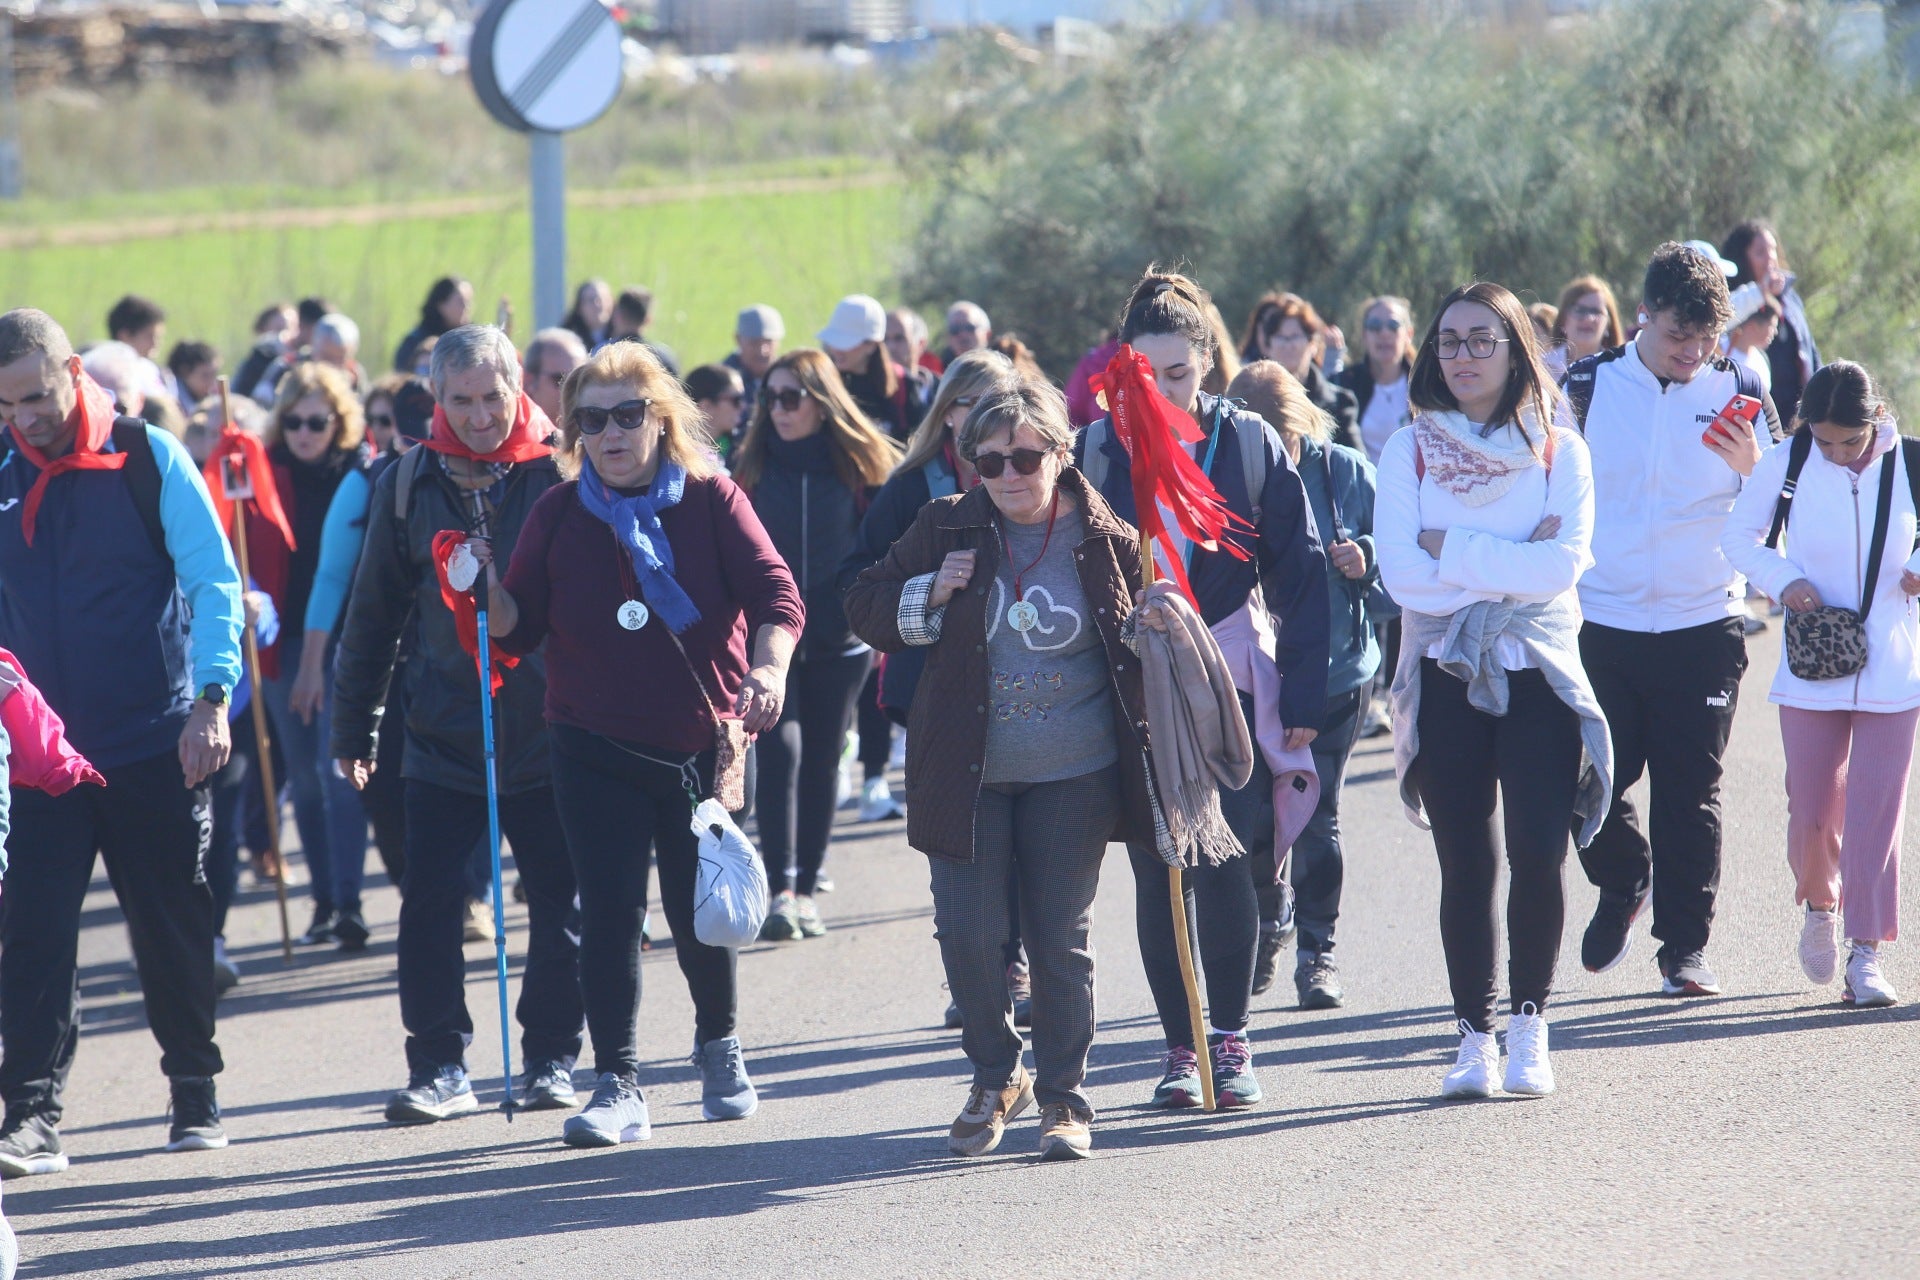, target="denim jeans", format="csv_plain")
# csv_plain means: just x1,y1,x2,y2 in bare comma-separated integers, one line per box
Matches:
261,633,370,912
